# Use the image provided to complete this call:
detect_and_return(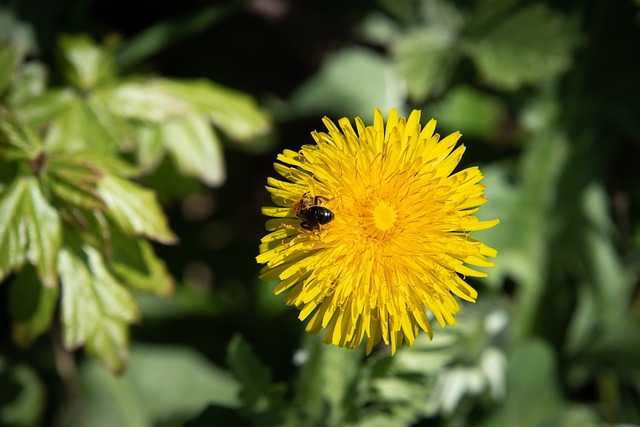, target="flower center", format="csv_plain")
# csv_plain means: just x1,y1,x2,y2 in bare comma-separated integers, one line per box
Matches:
373,200,398,231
